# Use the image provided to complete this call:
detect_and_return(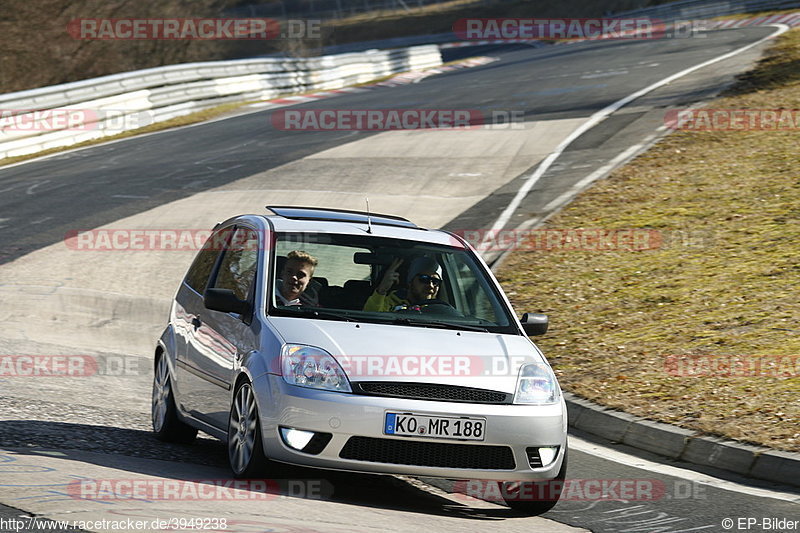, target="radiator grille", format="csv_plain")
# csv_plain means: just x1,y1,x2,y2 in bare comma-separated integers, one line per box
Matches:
339,436,516,470
354,382,510,404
